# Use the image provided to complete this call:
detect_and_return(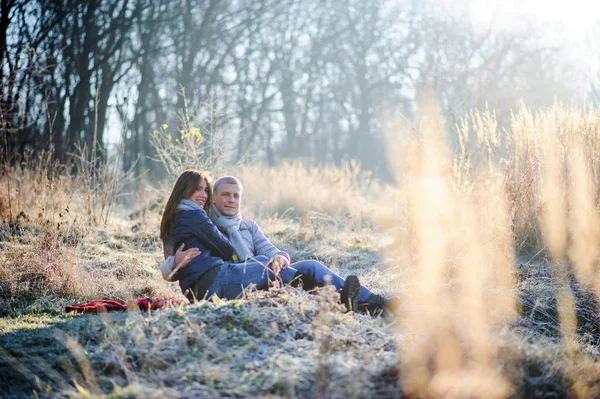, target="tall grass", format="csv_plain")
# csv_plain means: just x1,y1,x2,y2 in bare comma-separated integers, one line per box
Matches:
3,98,600,397
383,95,600,398
235,160,379,221
385,94,516,397
0,150,172,315
455,102,600,254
